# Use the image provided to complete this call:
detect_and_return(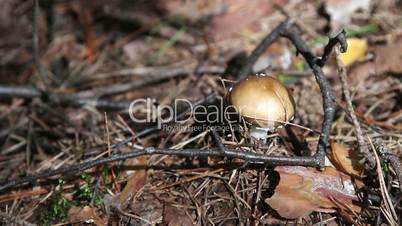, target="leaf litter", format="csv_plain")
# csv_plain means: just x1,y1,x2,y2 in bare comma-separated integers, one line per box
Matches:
0,0,401,225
